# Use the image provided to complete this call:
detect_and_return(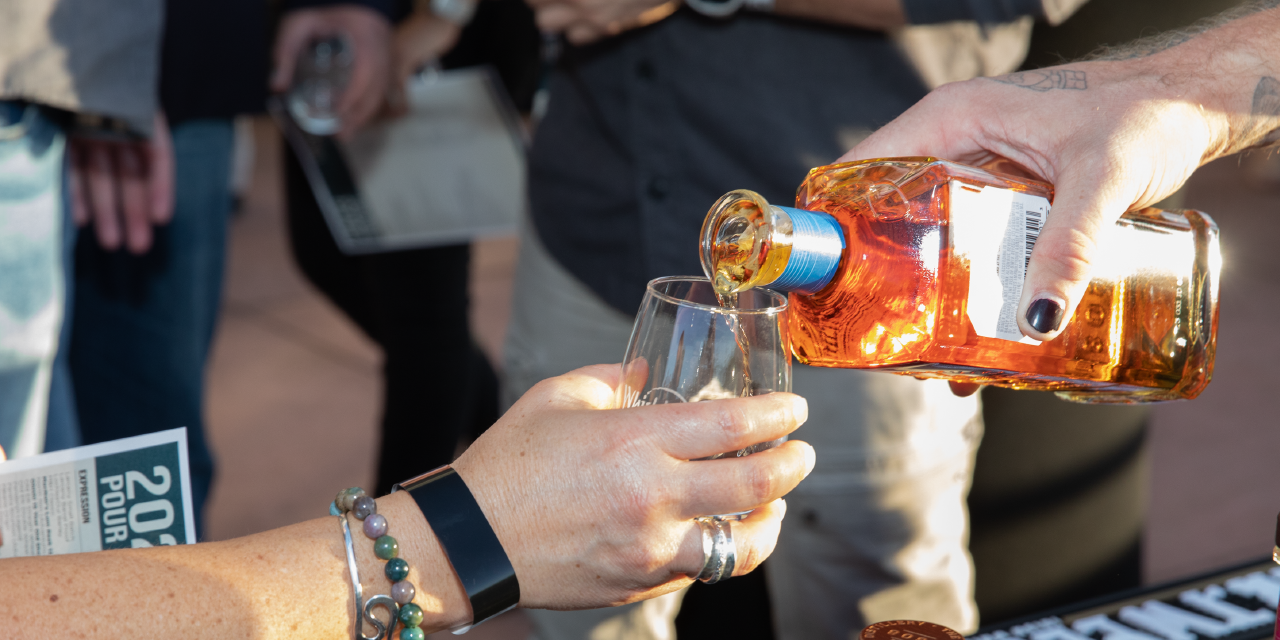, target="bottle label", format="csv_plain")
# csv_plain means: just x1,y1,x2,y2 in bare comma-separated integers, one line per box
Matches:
949,182,1051,344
